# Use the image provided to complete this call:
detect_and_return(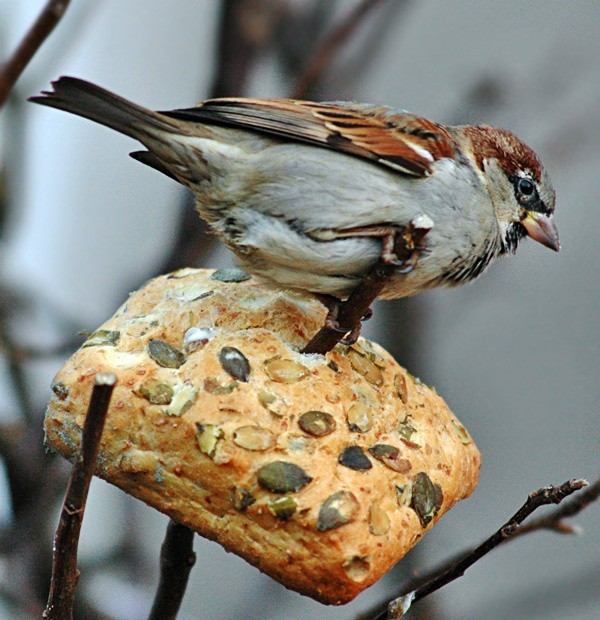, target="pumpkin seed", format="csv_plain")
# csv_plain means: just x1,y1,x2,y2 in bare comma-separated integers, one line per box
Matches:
219,346,251,382
368,444,399,460
183,326,216,353
196,423,224,458
298,411,336,437
268,496,298,521
339,446,372,471
233,425,275,451
165,383,197,416
395,483,413,507
211,268,250,282
347,348,383,385
264,358,309,383
83,330,120,347
257,389,280,415
135,379,174,405
397,421,417,440
257,461,312,493
148,339,185,368
368,444,412,473
346,402,373,432
317,491,359,531
368,504,390,536
410,472,443,527
233,487,256,512
204,377,238,394
394,373,409,404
